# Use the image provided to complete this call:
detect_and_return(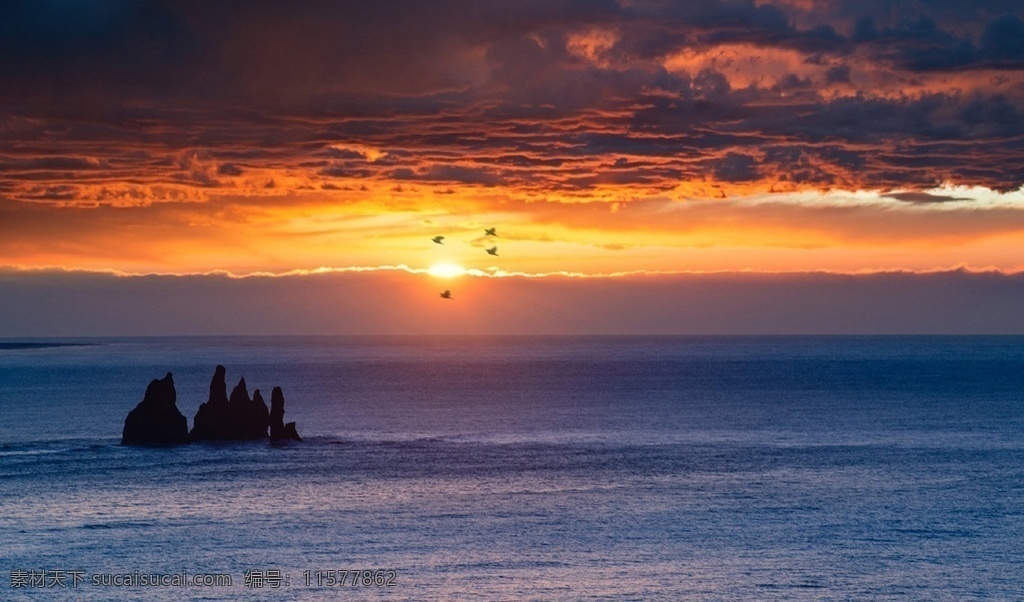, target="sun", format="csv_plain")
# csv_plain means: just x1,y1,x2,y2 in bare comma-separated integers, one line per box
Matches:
428,262,467,278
